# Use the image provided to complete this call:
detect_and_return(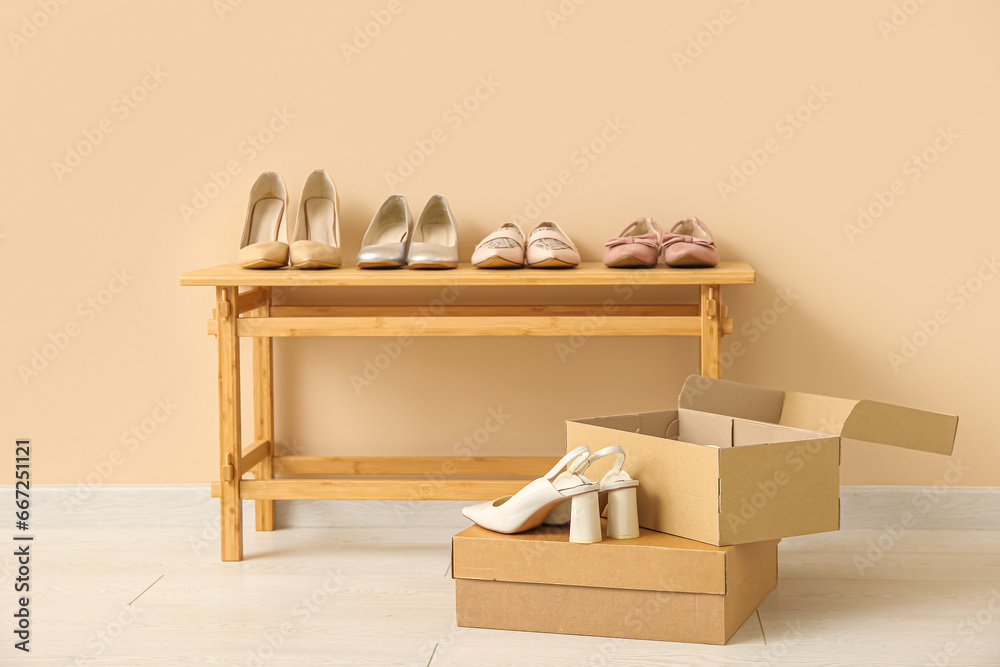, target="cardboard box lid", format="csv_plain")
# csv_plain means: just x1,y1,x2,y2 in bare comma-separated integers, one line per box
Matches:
452,523,776,595
678,375,958,456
